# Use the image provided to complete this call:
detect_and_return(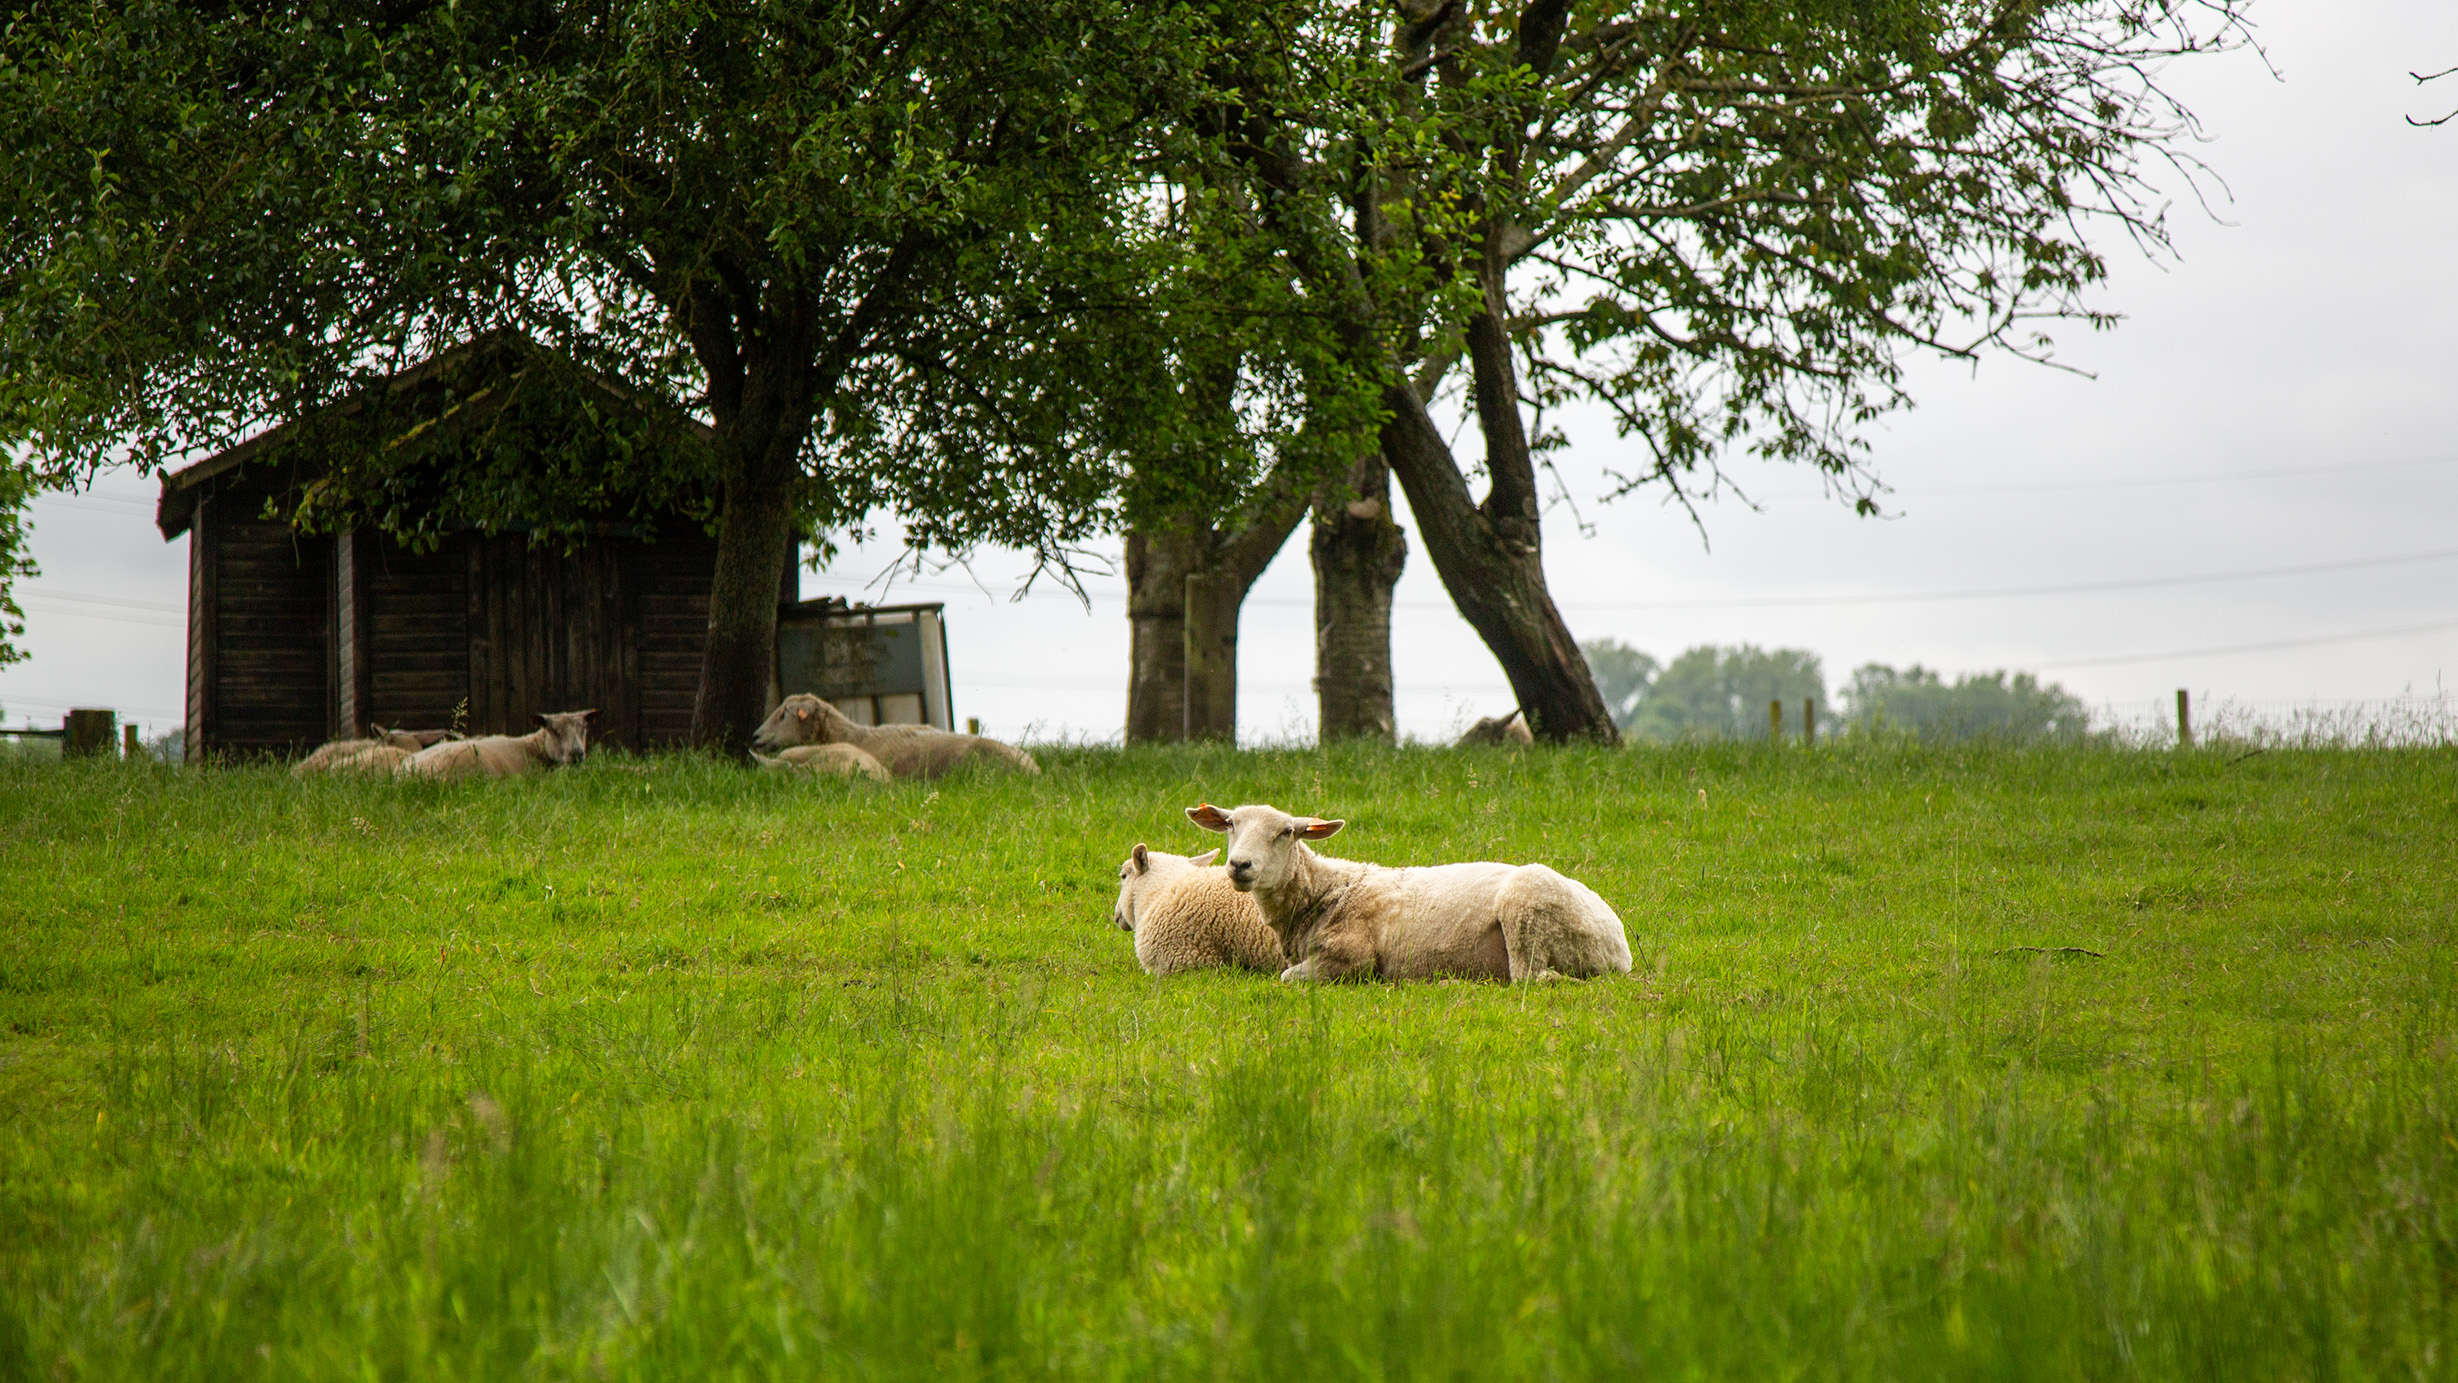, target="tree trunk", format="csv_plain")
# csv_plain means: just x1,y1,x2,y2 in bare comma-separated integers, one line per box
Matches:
1379,293,1618,744
692,475,795,756
1125,526,1199,744
1311,450,1405,742
1125,470,1311,746
1182,567,1240,742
